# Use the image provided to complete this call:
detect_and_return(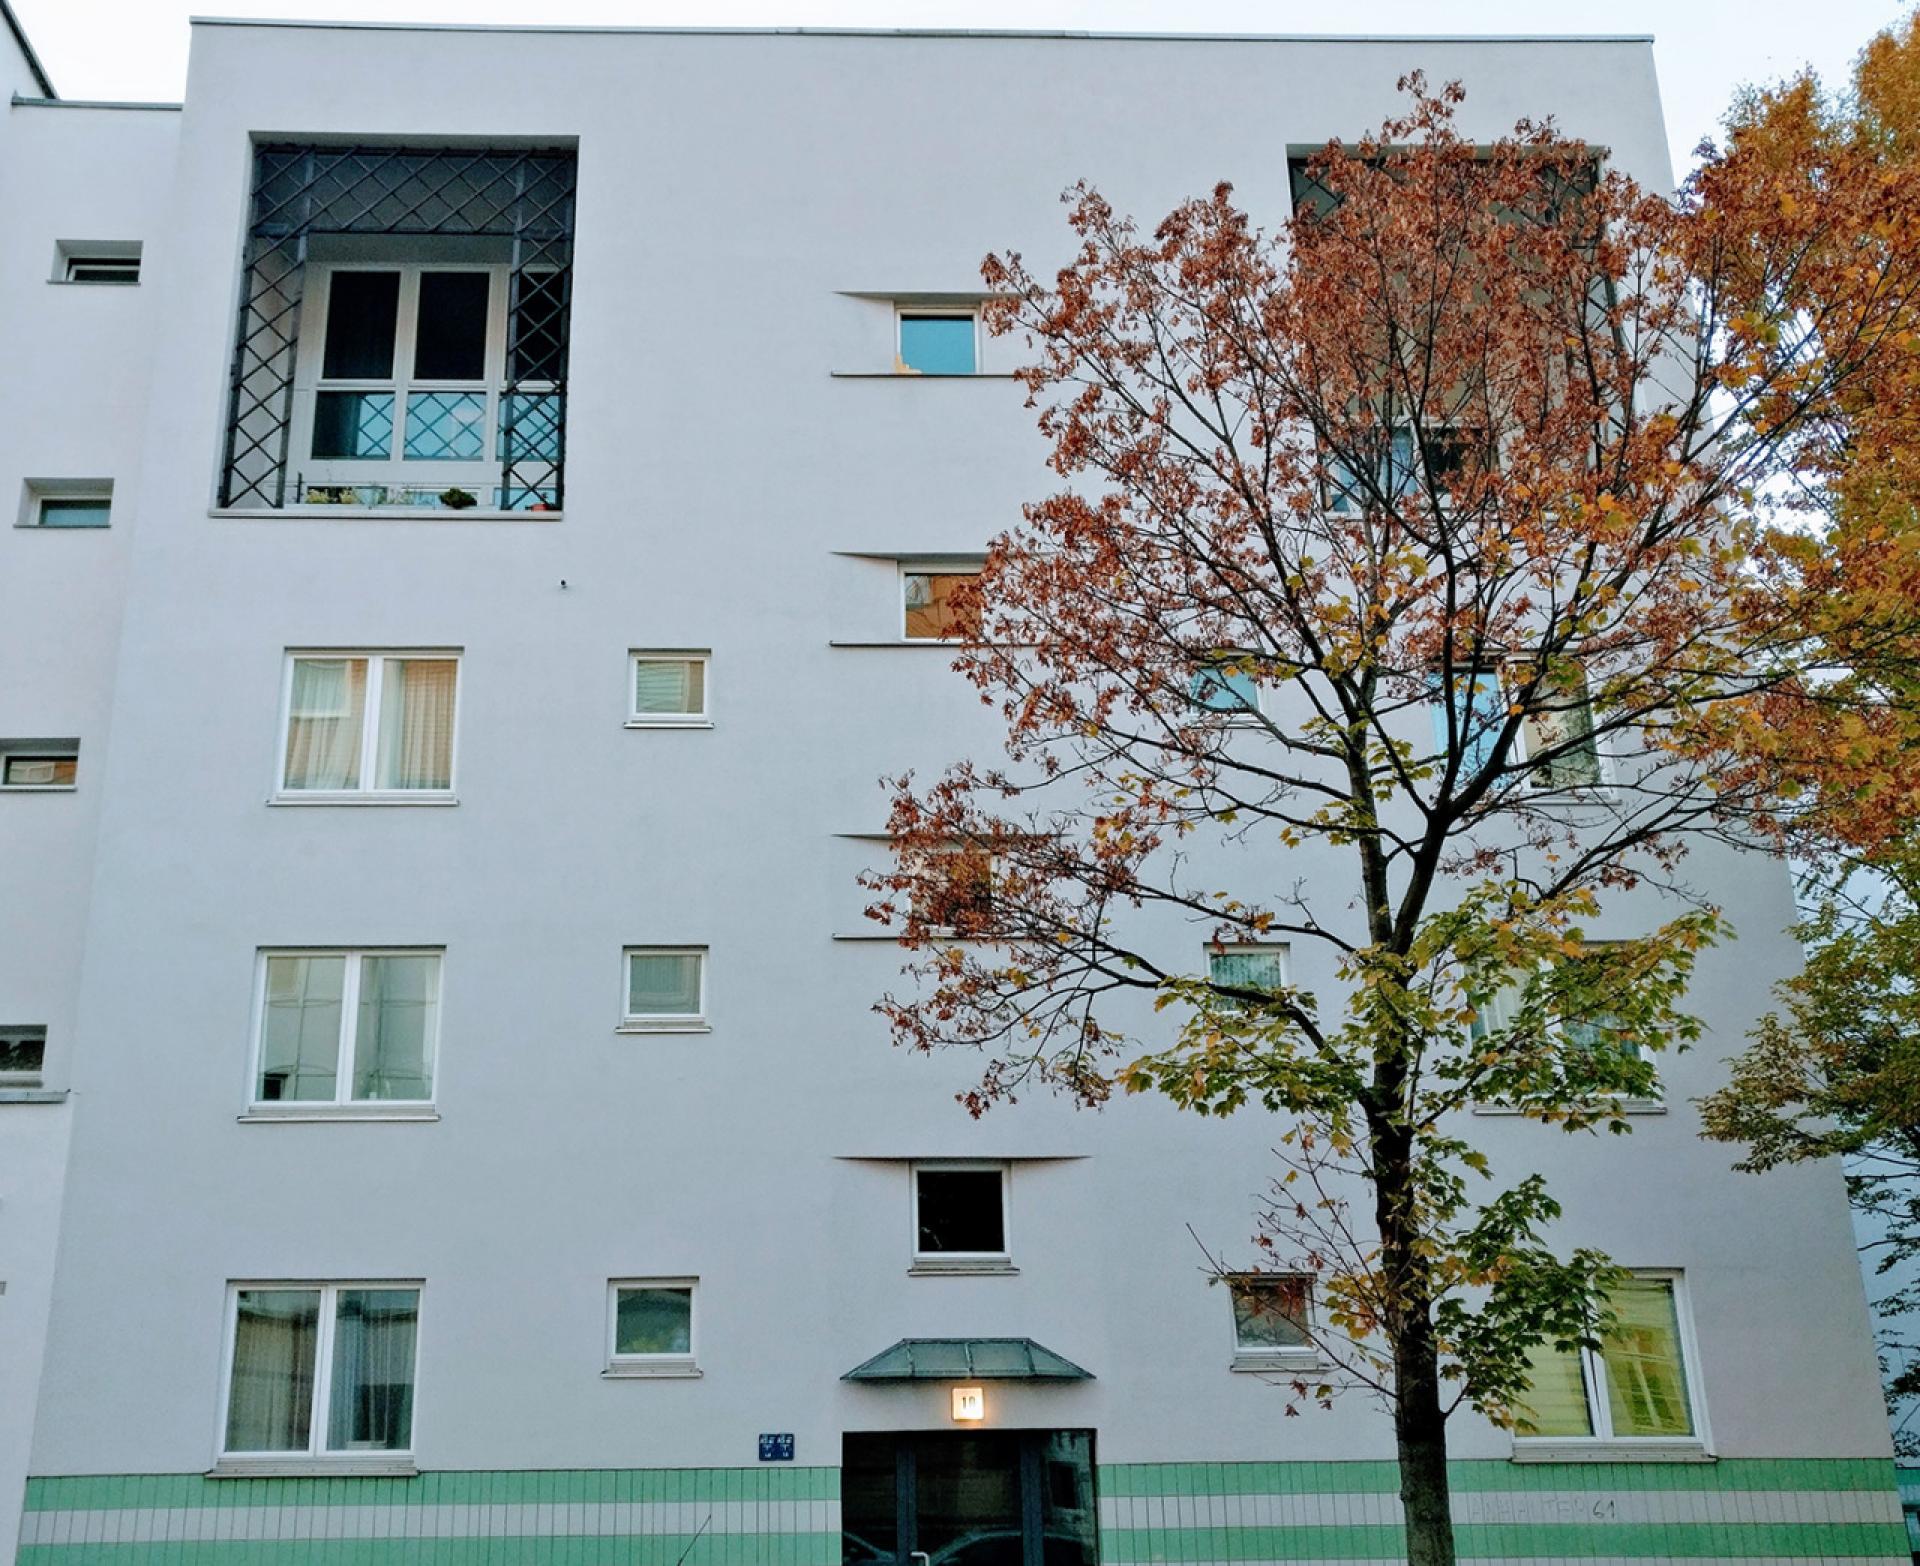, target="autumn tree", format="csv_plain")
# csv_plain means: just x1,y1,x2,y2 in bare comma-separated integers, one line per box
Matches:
862,78,1920,1566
